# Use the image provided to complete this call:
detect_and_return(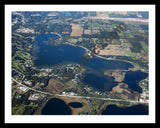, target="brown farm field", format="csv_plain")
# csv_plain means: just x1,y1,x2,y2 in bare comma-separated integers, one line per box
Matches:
45,78,74,94
111,83,139,101
99,44,125,56
70,23,83,37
